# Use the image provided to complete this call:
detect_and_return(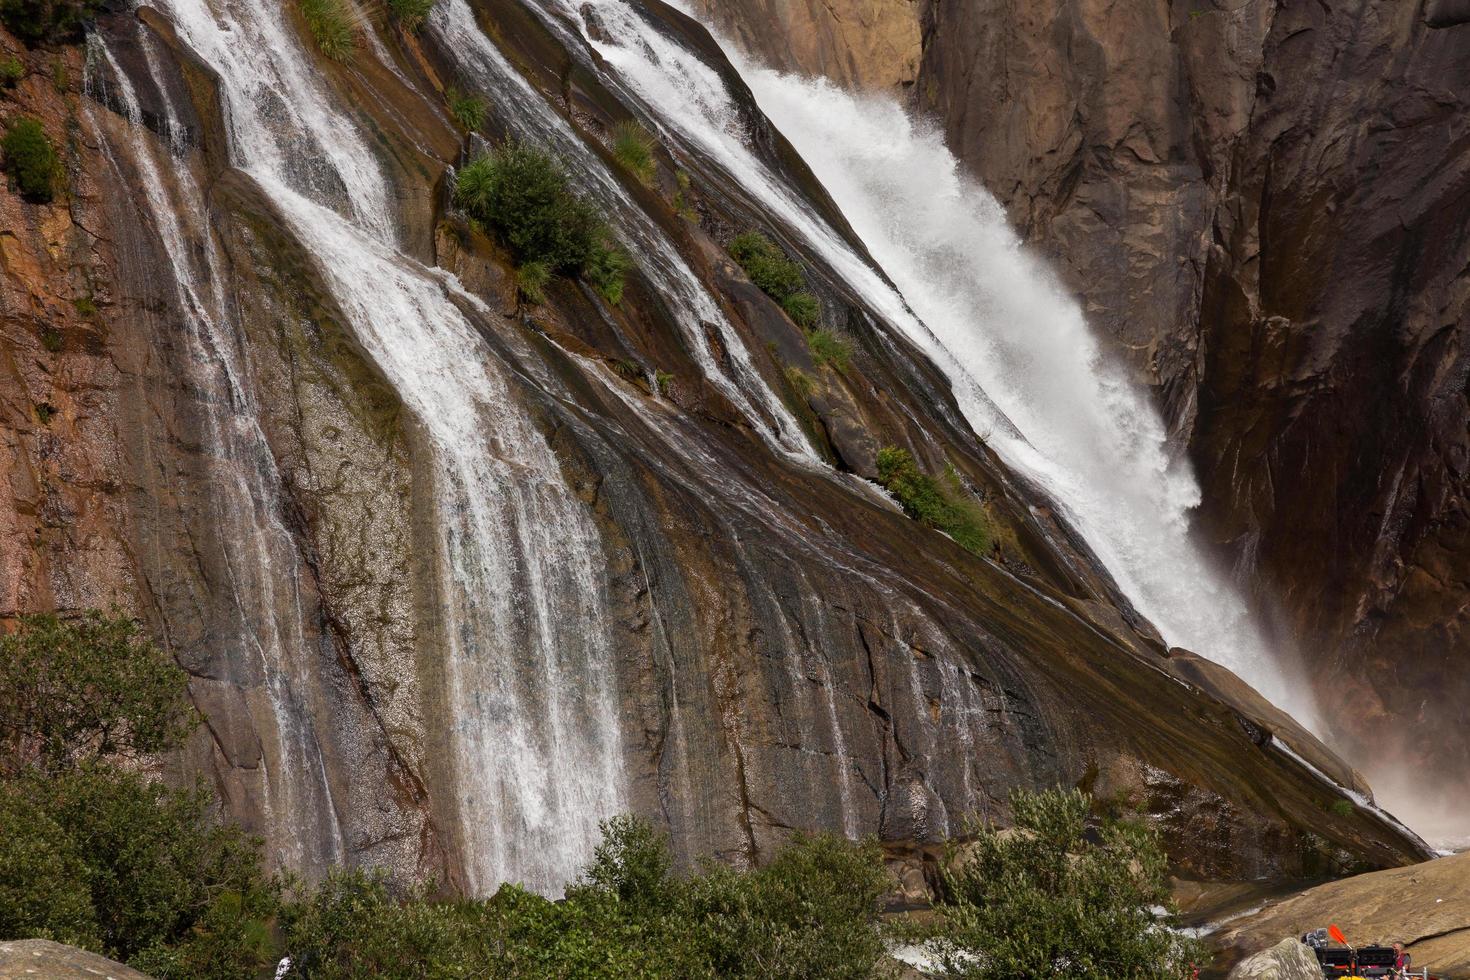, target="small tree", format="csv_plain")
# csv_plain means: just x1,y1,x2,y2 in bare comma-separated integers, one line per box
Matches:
929,788,1206,979
0,0,102,44
0,611,194,775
